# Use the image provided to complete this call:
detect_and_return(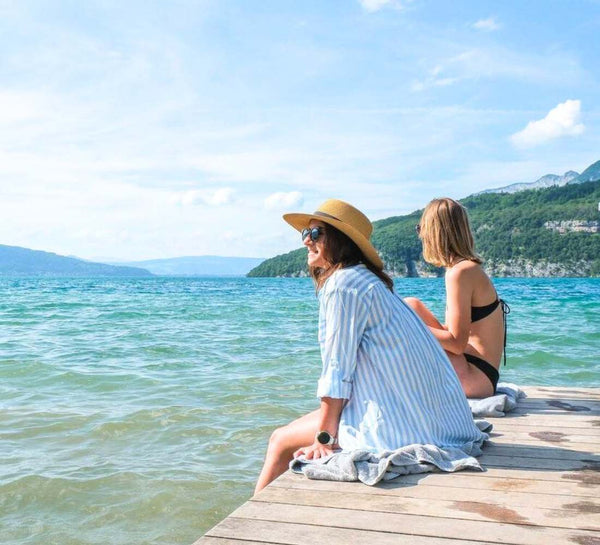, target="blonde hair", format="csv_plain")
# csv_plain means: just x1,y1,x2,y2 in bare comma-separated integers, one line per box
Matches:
419,198,482,267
